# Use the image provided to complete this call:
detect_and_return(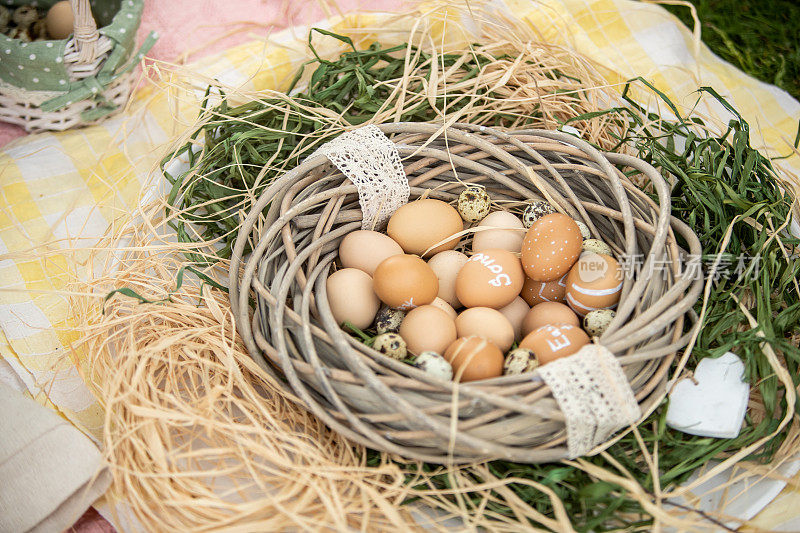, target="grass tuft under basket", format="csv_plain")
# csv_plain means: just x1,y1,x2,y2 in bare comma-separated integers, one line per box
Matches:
229,122,704,463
